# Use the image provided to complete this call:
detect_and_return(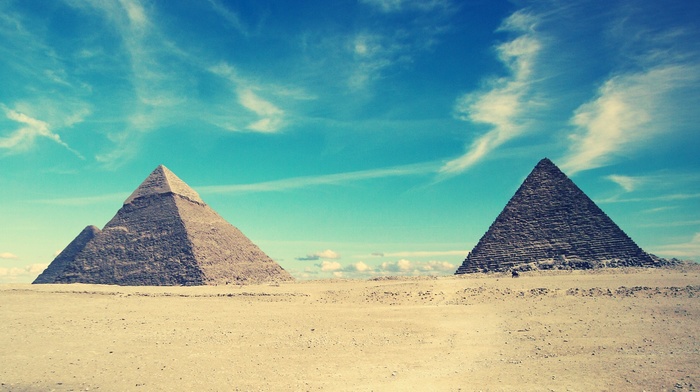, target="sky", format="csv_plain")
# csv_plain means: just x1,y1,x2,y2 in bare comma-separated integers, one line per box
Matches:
1,0,699,283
